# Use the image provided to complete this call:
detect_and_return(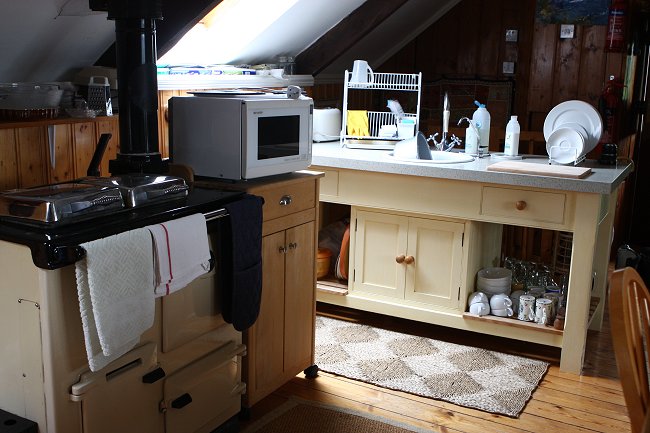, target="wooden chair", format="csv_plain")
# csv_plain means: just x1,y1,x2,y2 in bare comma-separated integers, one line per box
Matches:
610,267,650,433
